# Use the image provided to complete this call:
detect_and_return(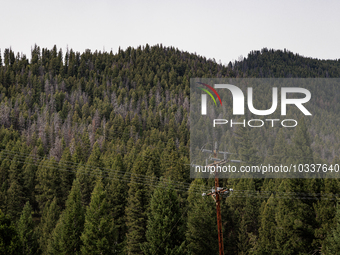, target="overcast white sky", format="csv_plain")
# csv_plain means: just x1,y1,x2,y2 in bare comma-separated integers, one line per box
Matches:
1,0,340,65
